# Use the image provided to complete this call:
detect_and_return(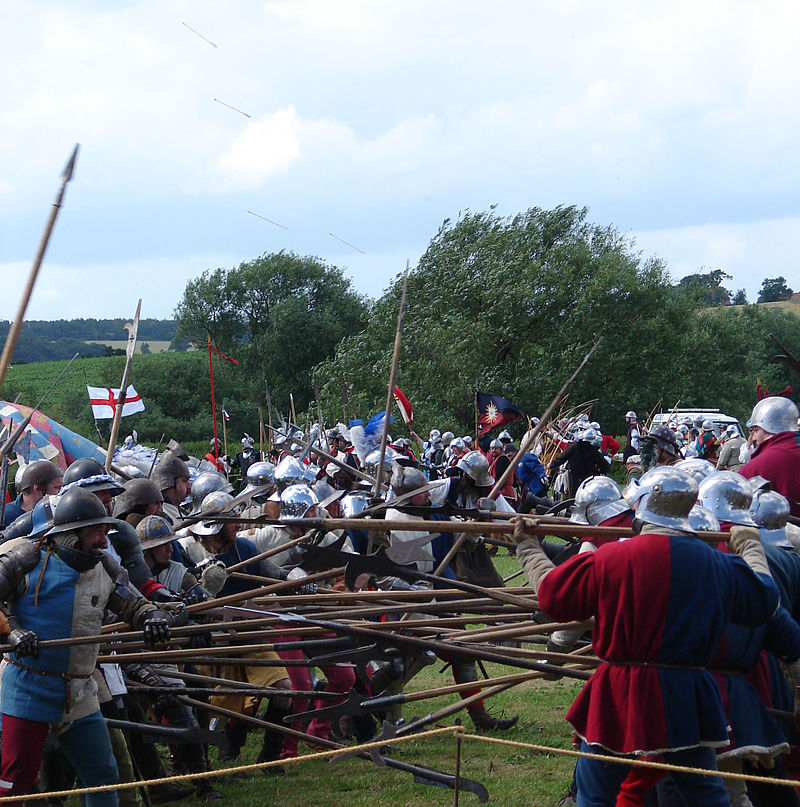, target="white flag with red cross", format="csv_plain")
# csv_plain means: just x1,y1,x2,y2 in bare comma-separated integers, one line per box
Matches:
87,385,145,419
